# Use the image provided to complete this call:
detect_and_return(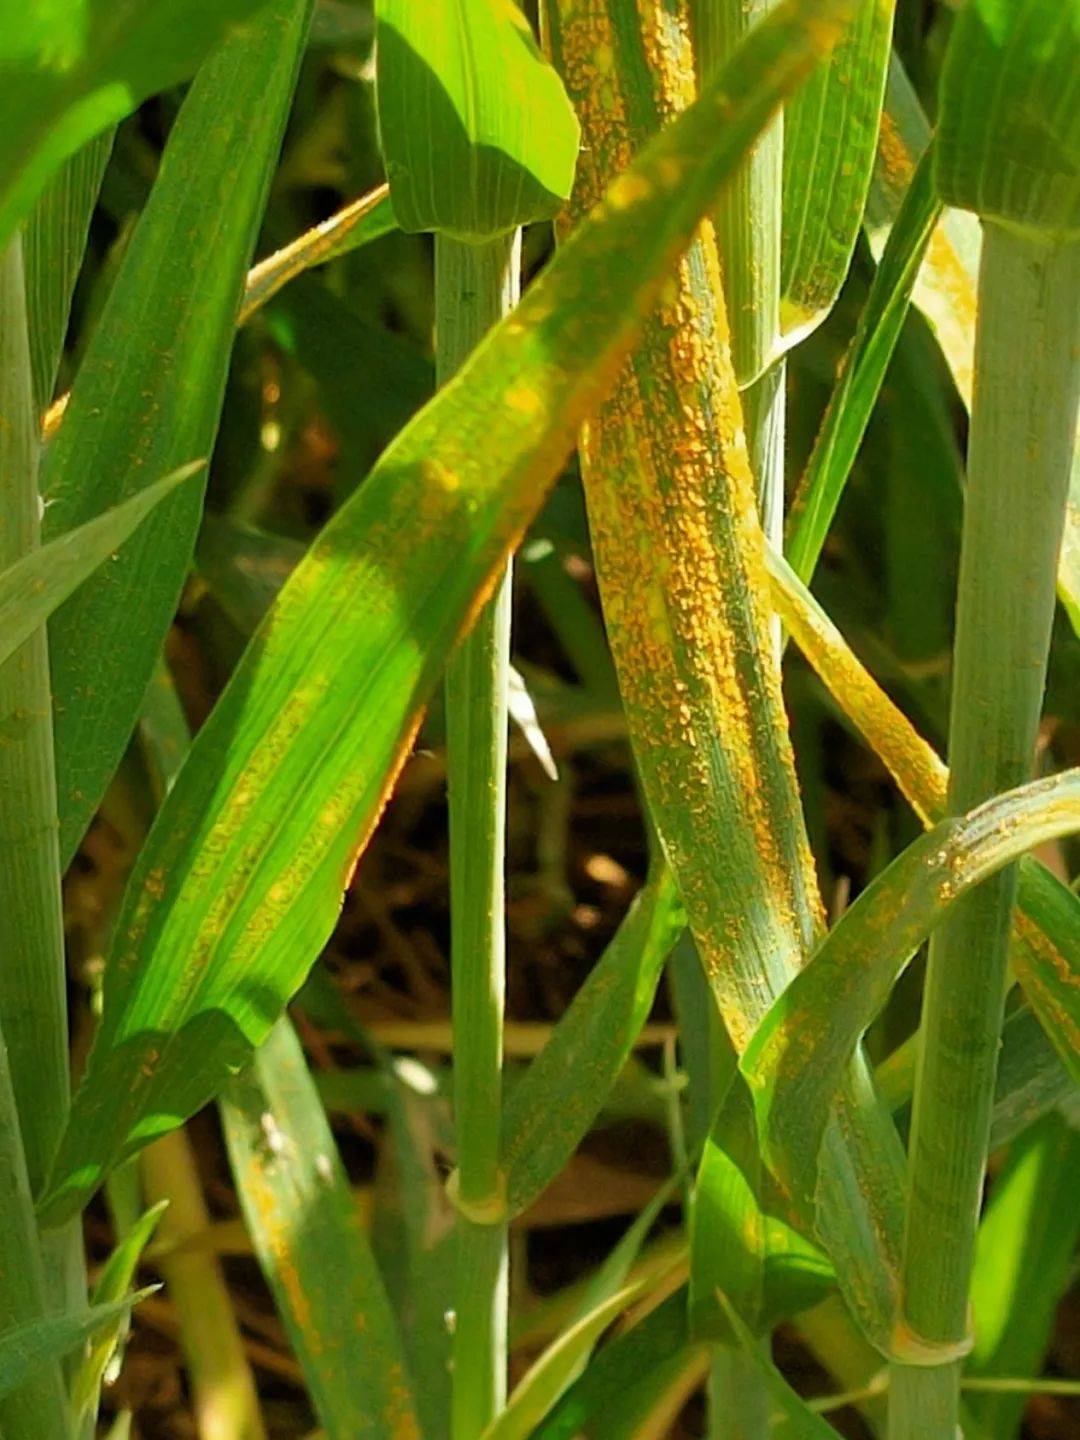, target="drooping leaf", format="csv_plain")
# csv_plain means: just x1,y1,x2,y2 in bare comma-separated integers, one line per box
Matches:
768,545,1080,1090
0,0,274,249
43,0,314,866
375,0,580,240
742,770,1080,1271
39,0,860,1227
221,1017,421,1440
501,867,684,1217
780,0,896,346
0,464,203,672
935,0,1080,237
